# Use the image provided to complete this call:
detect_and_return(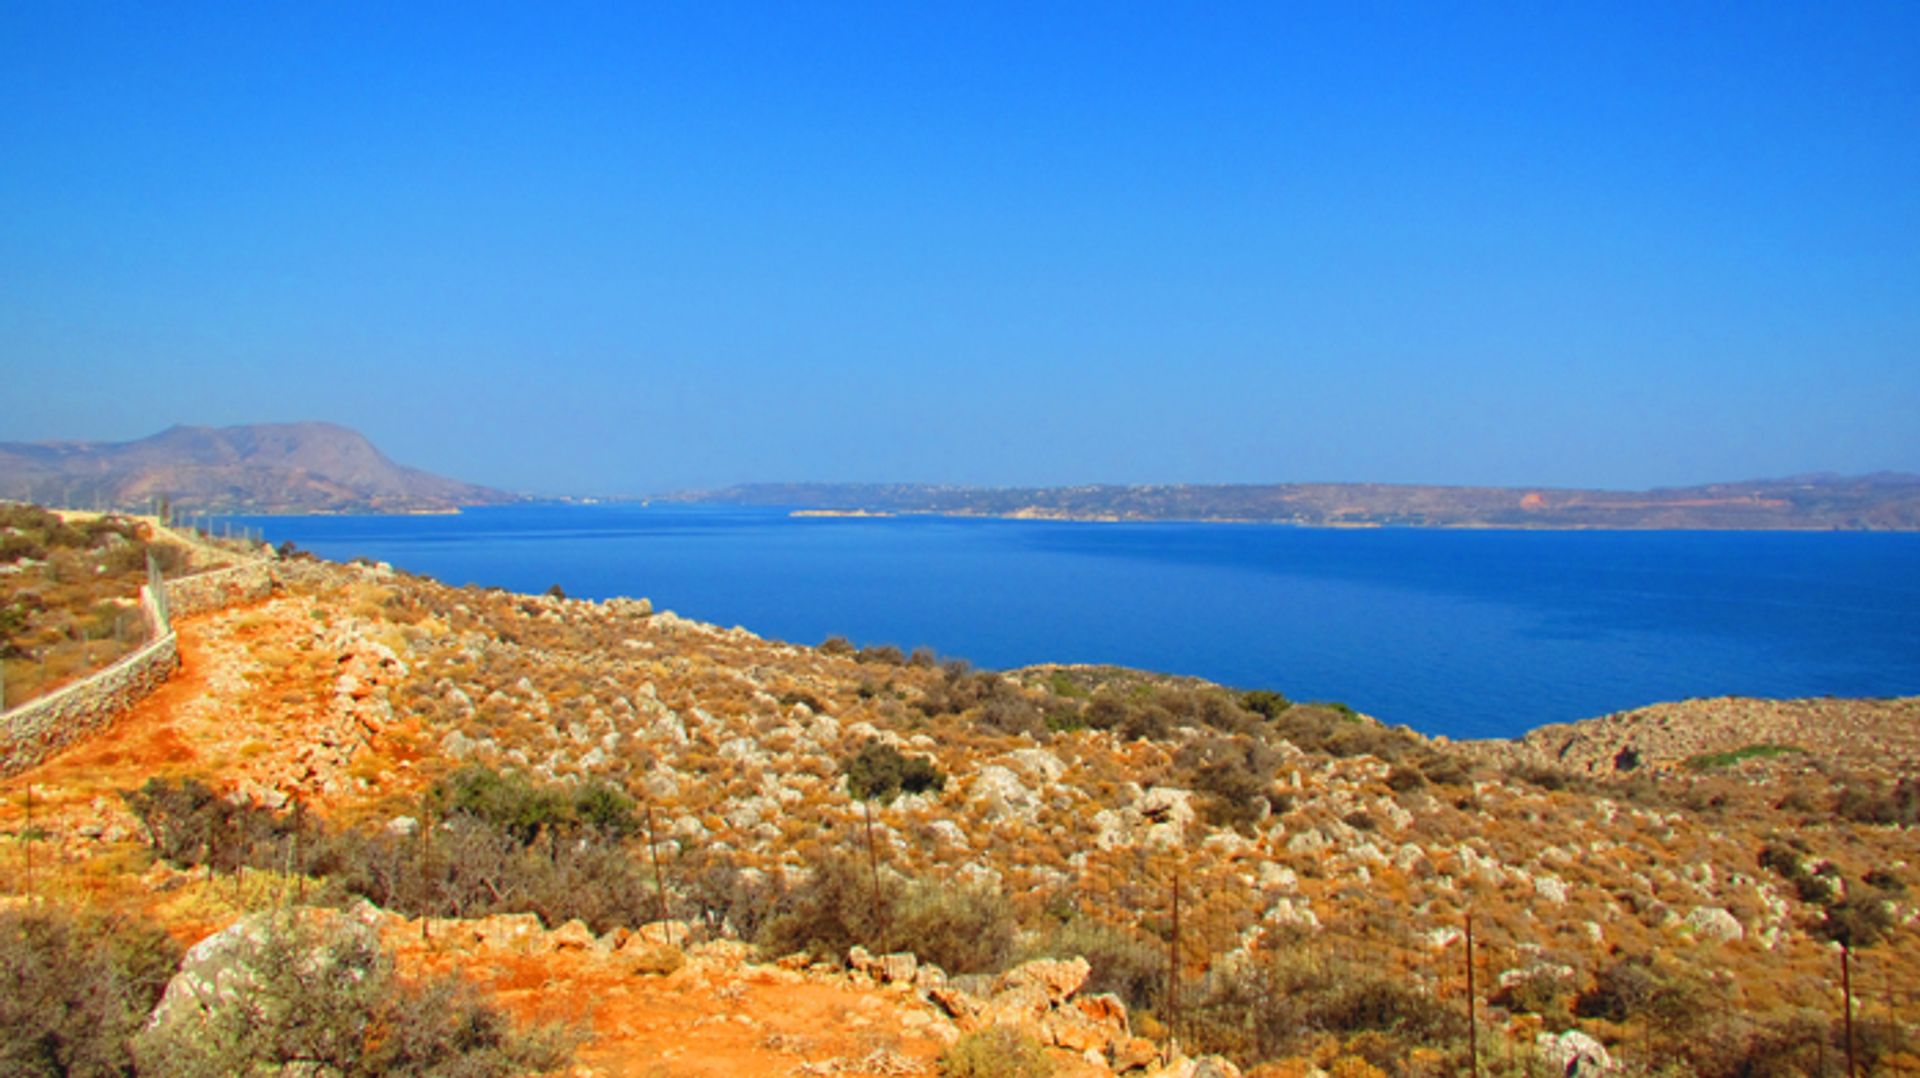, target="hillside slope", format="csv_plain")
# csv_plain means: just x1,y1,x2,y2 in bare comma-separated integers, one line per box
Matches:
0,422,518,514
2,553,1916,1075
